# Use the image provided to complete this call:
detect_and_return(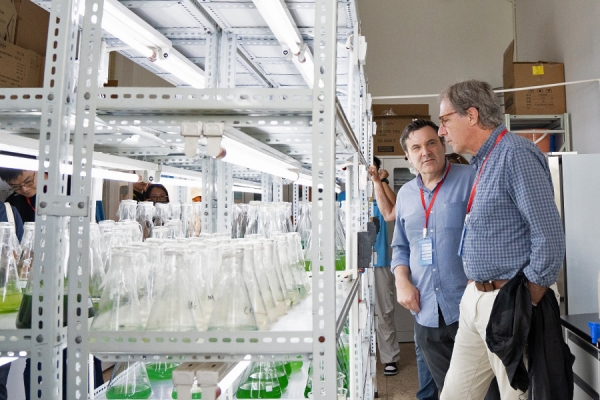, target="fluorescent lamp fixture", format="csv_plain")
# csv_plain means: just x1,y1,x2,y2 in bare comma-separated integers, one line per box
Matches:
0,155,38,171
232,185,262,194
154,51,205,88
160,176,202,187
91,168,139,183
295,173,312,187
220,136,299,181
252,0,314,88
